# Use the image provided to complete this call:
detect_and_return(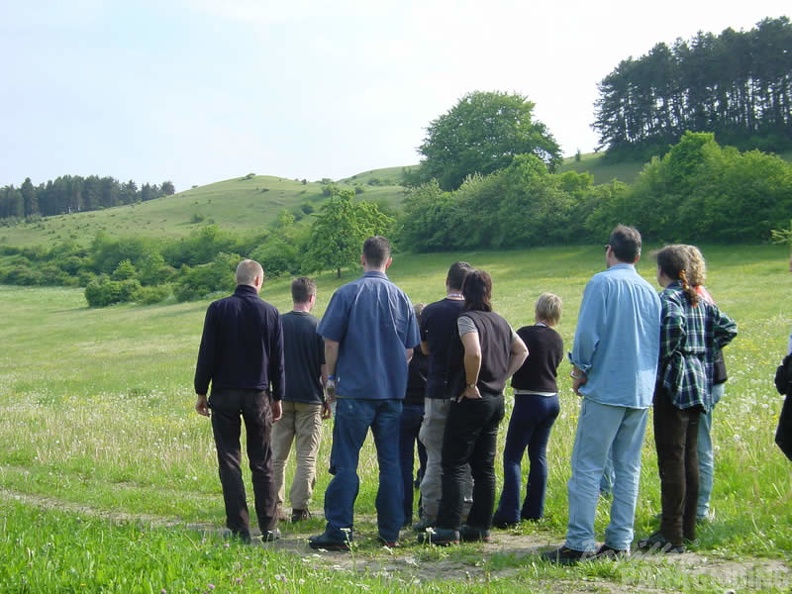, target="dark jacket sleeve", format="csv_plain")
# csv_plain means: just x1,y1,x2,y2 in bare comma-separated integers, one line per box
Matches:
268,312,286,400
194,305,216,395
